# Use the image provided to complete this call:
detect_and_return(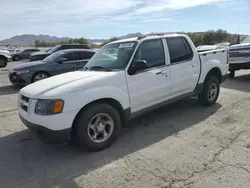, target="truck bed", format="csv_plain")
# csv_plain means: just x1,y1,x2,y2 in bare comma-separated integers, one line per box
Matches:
198,48,229,83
